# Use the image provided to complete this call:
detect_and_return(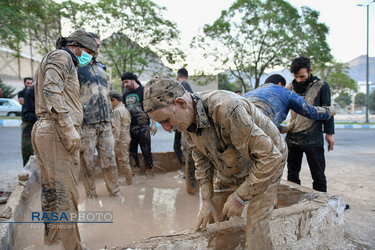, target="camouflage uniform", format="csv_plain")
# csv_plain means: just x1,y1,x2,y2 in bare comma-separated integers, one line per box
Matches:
184,91,287,249
78,61,120,198
112,103,132,184
32,48,83,249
